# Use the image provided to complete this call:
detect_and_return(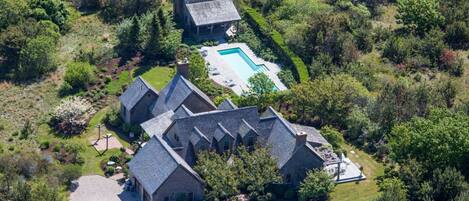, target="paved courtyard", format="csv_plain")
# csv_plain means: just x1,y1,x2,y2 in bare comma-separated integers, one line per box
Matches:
201,43,287,95
70,175,139,201
91,136,123,151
